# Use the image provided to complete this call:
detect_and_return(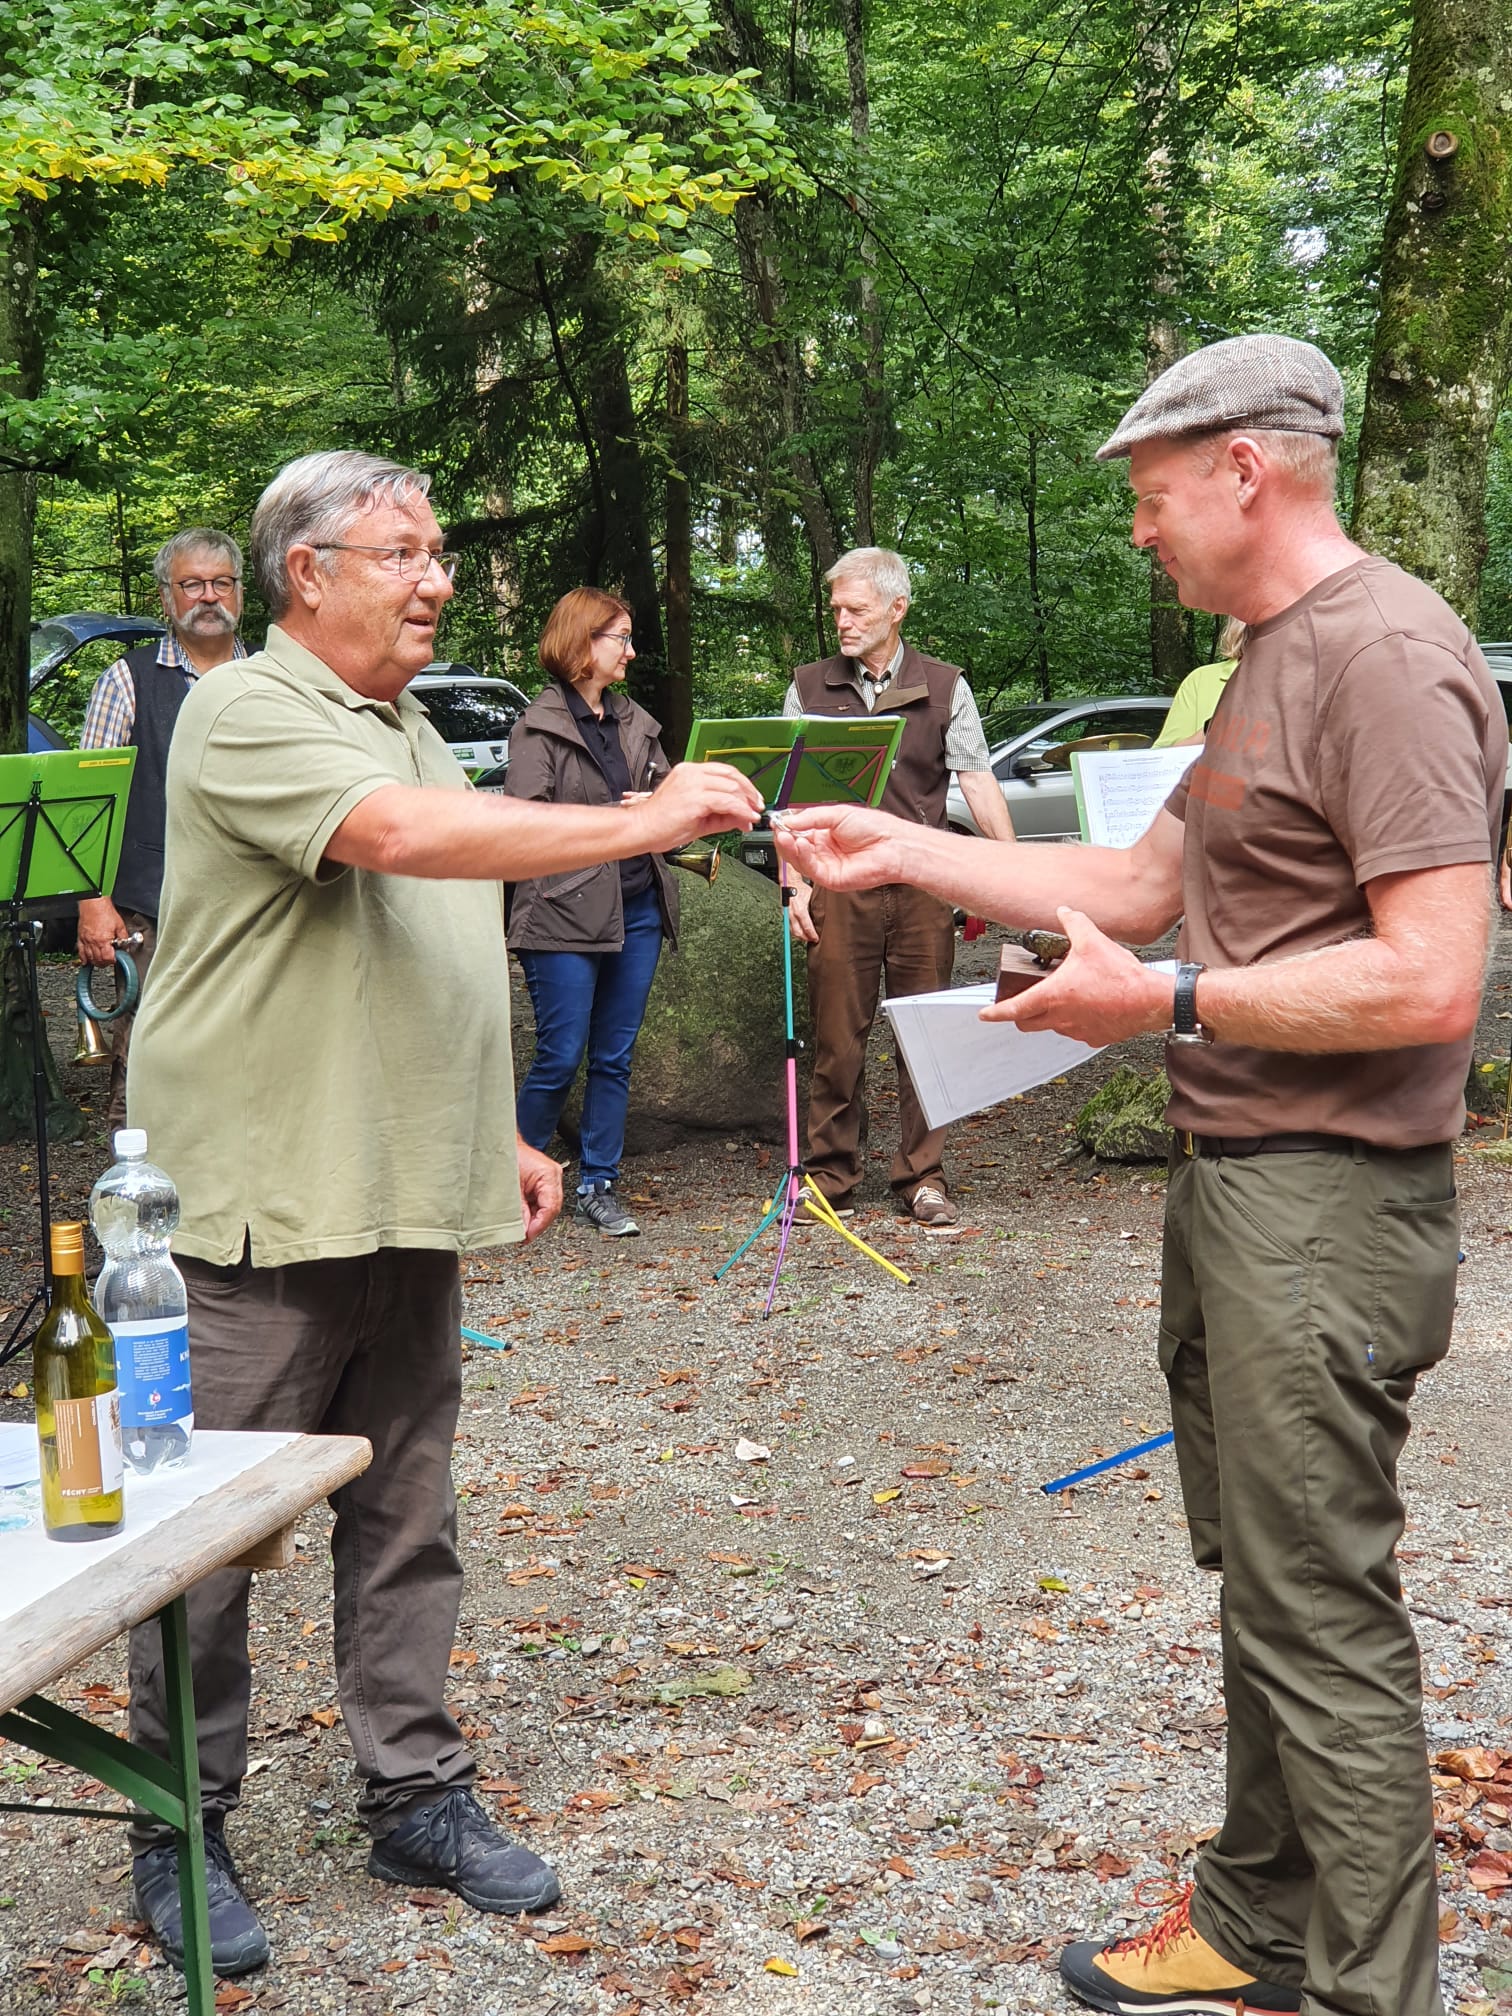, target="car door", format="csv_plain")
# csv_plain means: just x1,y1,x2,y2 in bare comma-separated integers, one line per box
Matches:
998,703,1171,839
